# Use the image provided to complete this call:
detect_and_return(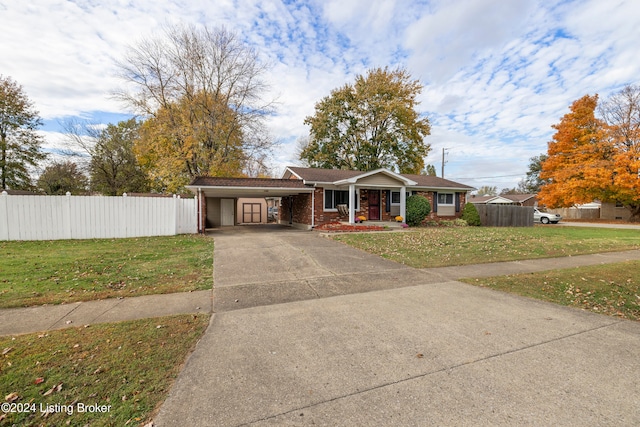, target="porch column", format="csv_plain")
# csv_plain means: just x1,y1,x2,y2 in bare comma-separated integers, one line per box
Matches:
400,186,406,223
348,184,355,223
